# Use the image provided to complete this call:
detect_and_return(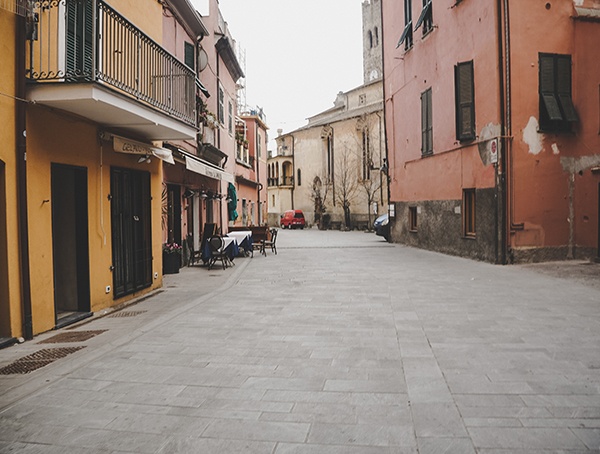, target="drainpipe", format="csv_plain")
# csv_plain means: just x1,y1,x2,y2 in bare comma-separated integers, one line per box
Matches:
290,134,295,210
17,11,33,339
379,0,391,214
496,0,510,264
